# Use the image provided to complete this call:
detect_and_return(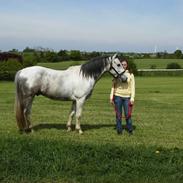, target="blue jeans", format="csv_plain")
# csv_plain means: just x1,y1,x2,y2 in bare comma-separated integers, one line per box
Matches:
114,95,133,133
